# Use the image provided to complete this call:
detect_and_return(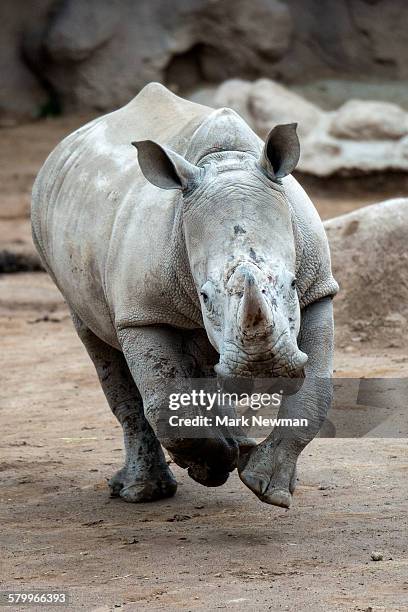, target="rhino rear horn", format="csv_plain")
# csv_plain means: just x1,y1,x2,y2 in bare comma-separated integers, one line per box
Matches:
132,140,203,191
259,123,300,180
